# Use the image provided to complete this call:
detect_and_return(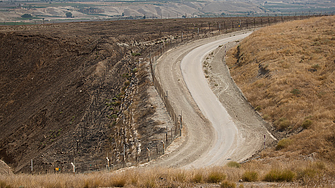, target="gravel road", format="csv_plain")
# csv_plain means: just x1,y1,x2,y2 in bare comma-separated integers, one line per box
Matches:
150,30,275,169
